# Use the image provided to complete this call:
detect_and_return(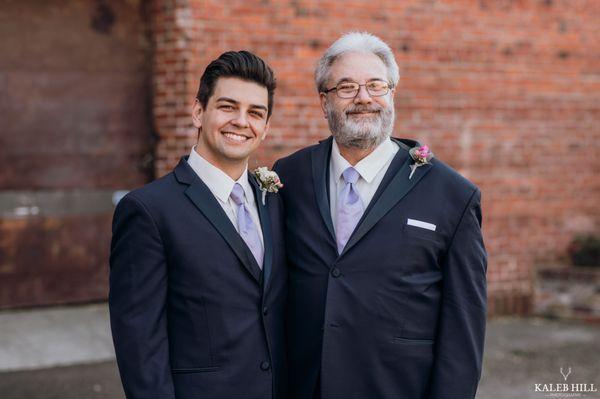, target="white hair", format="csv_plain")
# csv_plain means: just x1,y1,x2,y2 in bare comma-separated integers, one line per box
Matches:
315,31,400,92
